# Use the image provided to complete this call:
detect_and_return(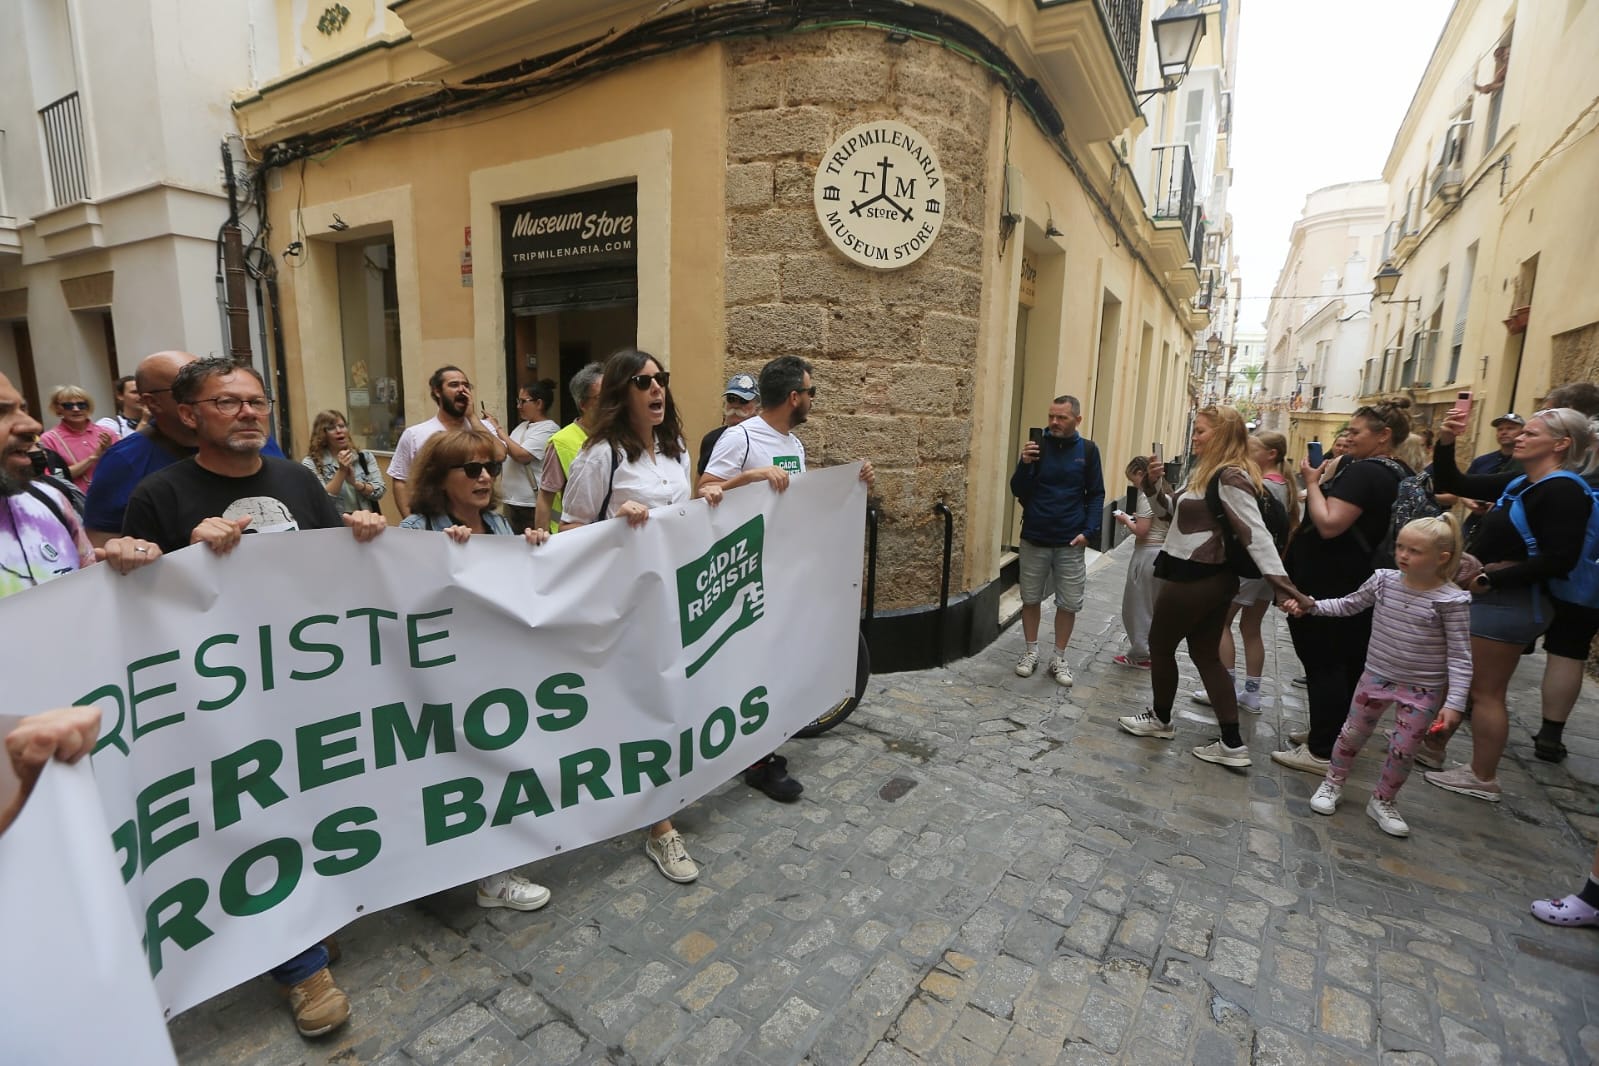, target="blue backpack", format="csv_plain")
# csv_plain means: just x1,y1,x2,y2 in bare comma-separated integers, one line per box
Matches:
1501,470,1599,608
